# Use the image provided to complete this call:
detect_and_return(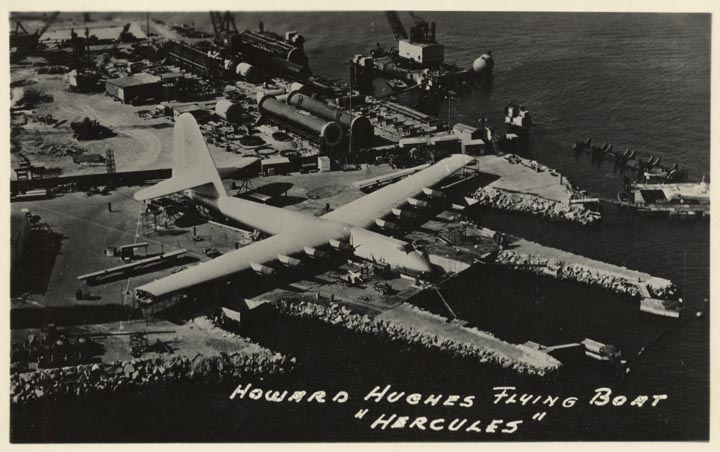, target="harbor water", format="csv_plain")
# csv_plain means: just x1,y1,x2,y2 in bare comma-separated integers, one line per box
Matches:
10,12,710,442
